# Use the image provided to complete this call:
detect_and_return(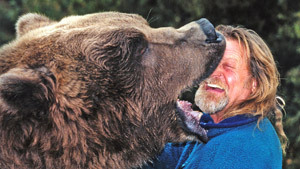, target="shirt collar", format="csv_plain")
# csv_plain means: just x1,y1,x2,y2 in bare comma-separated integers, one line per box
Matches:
200,113,259,130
